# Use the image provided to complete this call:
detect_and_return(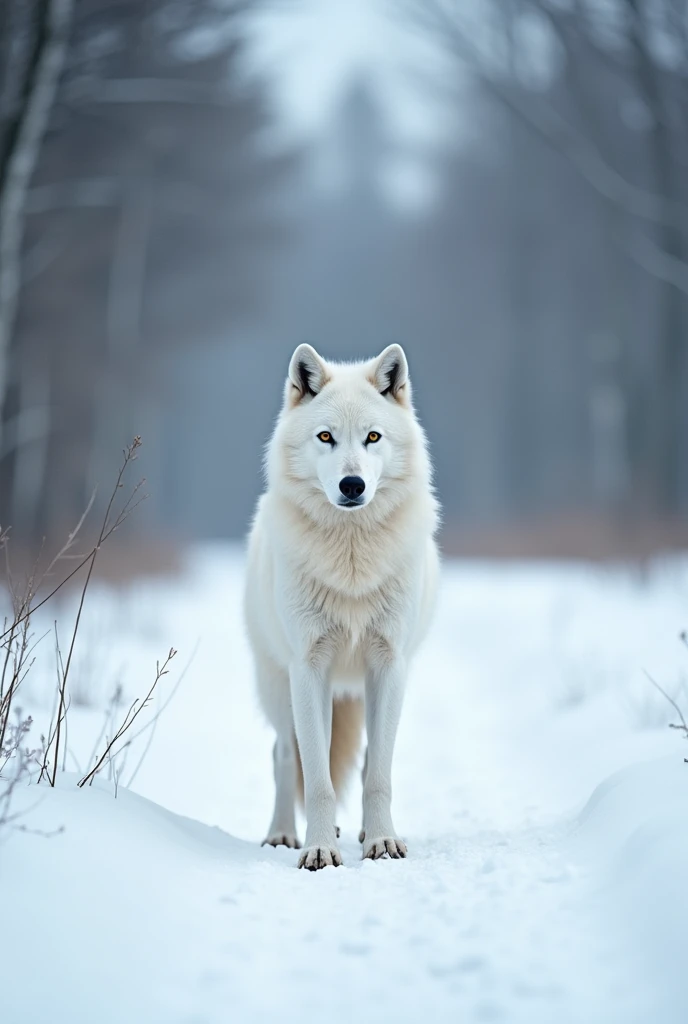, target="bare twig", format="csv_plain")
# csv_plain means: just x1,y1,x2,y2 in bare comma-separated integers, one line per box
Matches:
0,587,34,755
0,712,41,834
126,638,199,788
644,669,688,737
47,620,67,786
0,446,146,643
44,437,144,786
85,682,122,776
78,647,177,788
